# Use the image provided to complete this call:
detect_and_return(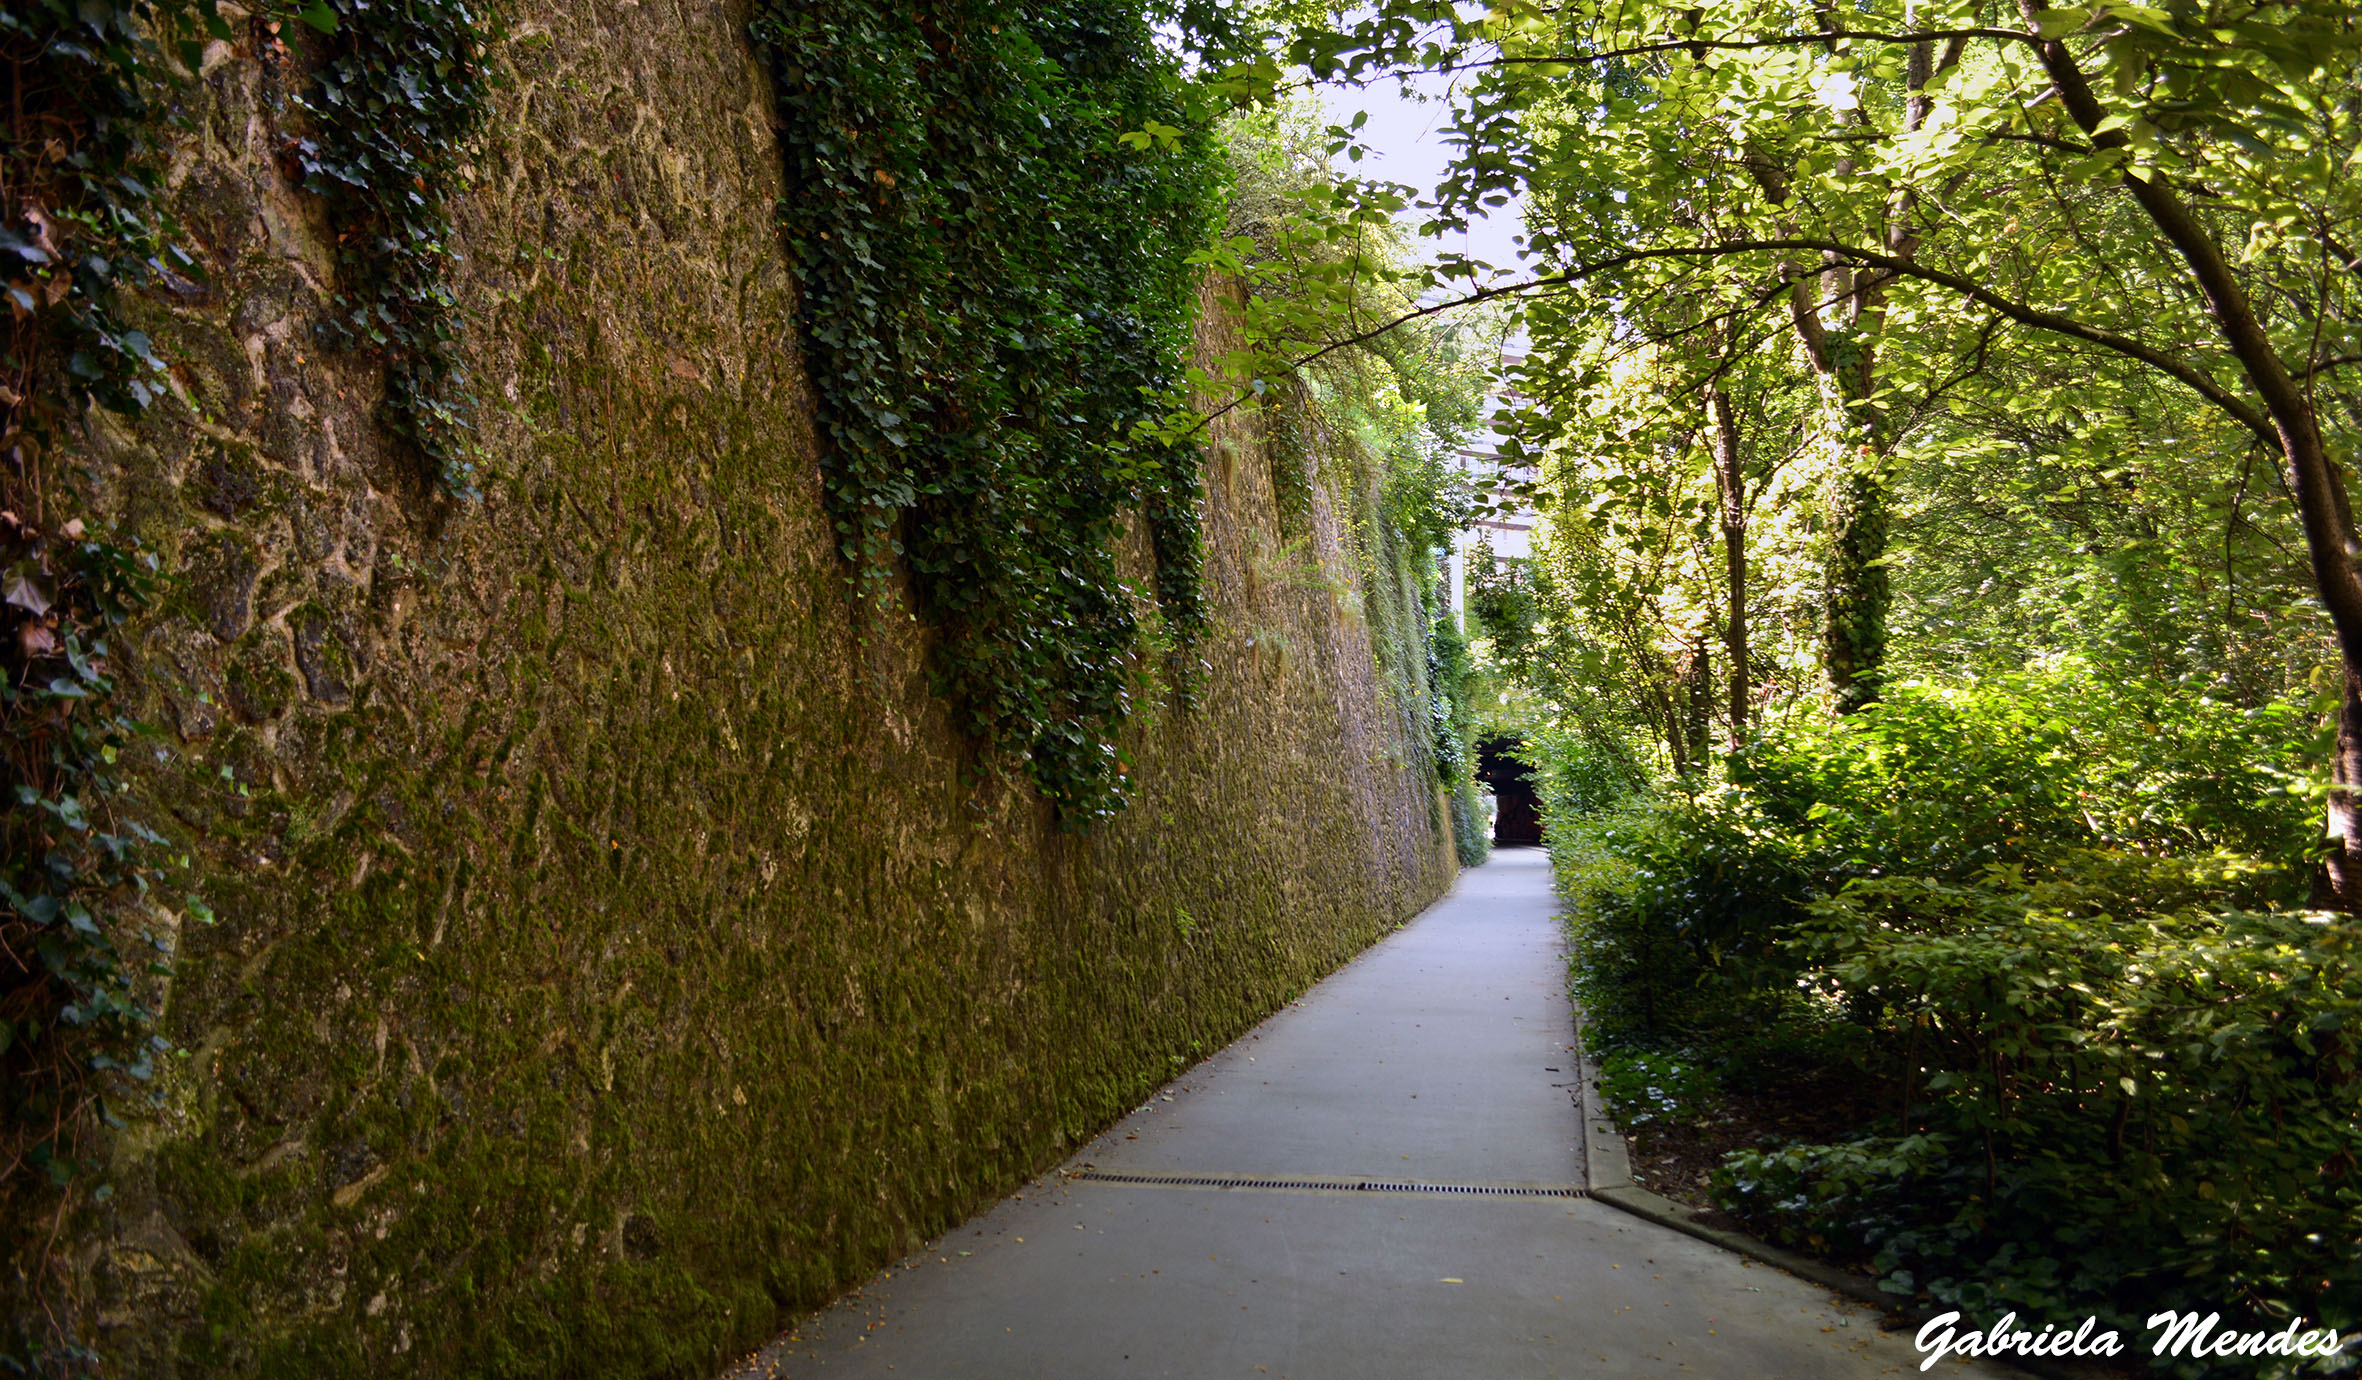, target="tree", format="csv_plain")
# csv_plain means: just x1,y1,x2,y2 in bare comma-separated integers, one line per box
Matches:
1242,0,2361,903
